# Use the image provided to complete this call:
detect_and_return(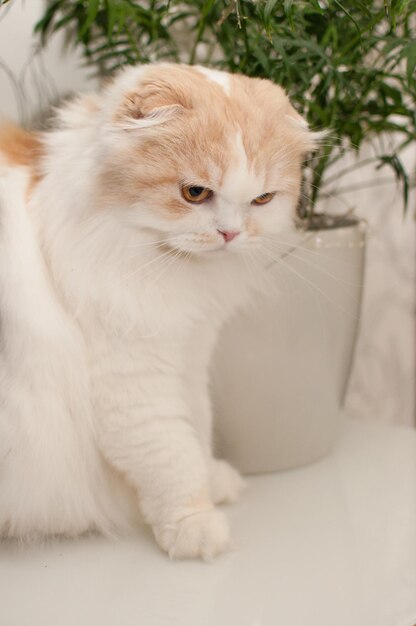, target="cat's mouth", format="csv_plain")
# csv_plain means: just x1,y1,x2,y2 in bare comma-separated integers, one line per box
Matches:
169,240,241,256
162,231,242,256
